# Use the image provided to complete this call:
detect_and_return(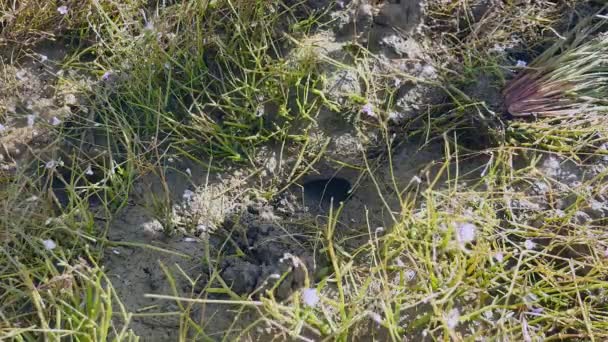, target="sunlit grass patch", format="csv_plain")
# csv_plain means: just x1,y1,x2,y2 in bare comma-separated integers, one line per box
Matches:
0,0,144,48
221,142,608,340
83,0,335,163
0,161,138,339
